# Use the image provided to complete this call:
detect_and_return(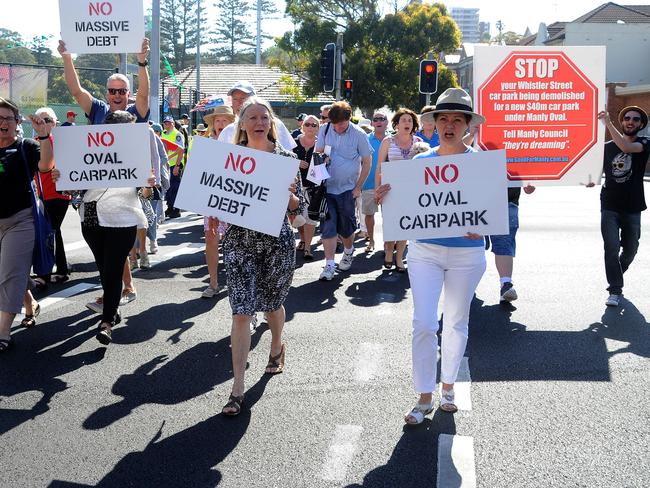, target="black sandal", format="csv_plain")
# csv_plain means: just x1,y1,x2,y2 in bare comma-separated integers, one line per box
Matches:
265,343,286,374
96,323,113,345
32,277,48,290
303,249,314,260
0,338,13,353
222,394,244,416
20,303,41,328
